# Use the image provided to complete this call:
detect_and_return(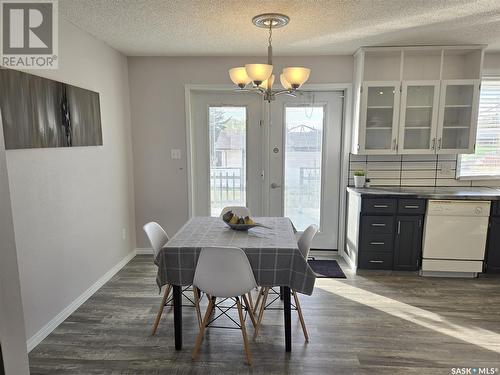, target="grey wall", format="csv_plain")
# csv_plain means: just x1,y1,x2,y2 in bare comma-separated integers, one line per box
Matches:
6,19,136,343
0,115,29,374
128,53,500,249
128,55,353,247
